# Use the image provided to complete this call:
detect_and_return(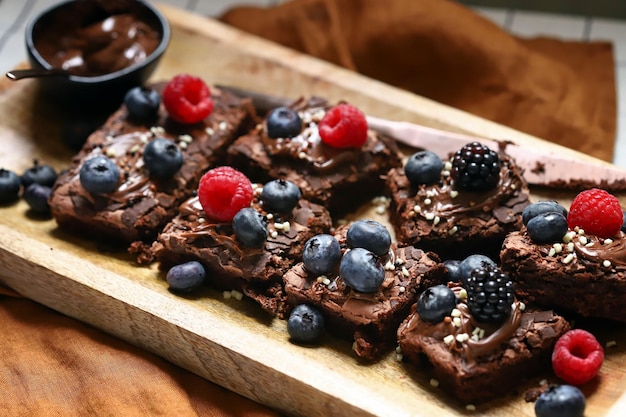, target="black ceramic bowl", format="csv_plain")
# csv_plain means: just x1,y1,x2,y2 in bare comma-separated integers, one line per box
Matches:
25,0,170,107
